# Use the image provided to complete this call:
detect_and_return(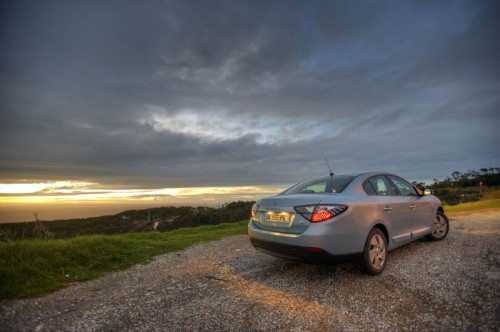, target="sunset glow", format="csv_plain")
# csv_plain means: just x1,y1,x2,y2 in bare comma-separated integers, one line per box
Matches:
0,181,283,204
0,181,96,194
